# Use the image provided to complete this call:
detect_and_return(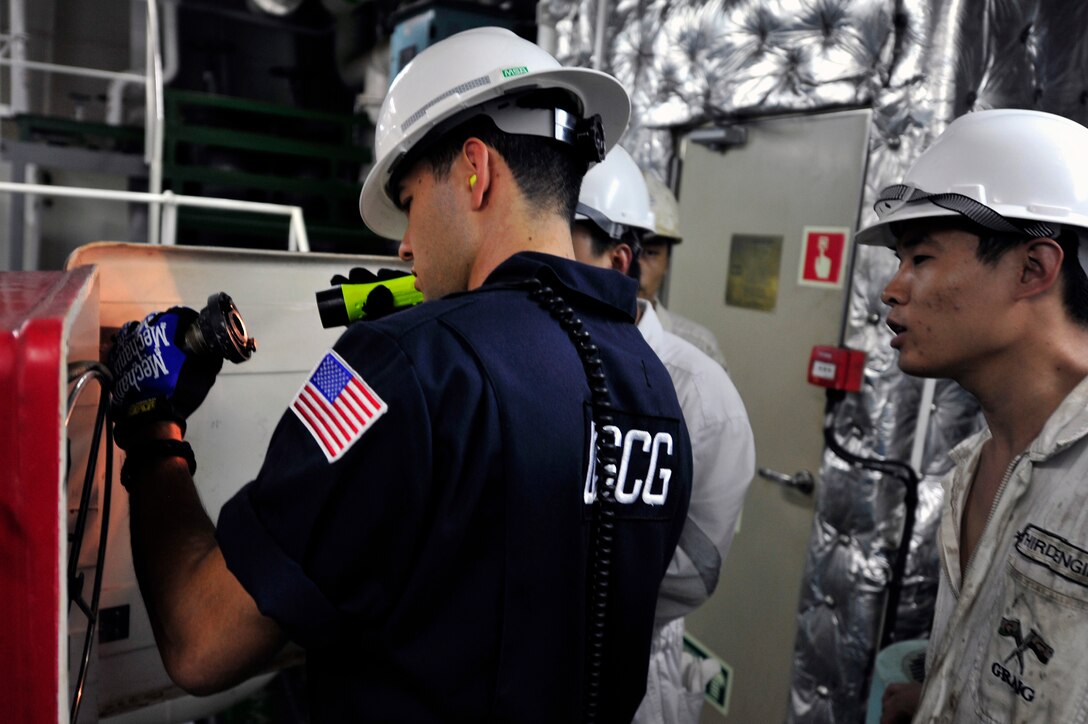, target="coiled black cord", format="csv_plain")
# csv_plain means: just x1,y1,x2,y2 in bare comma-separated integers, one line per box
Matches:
526,279,620,723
